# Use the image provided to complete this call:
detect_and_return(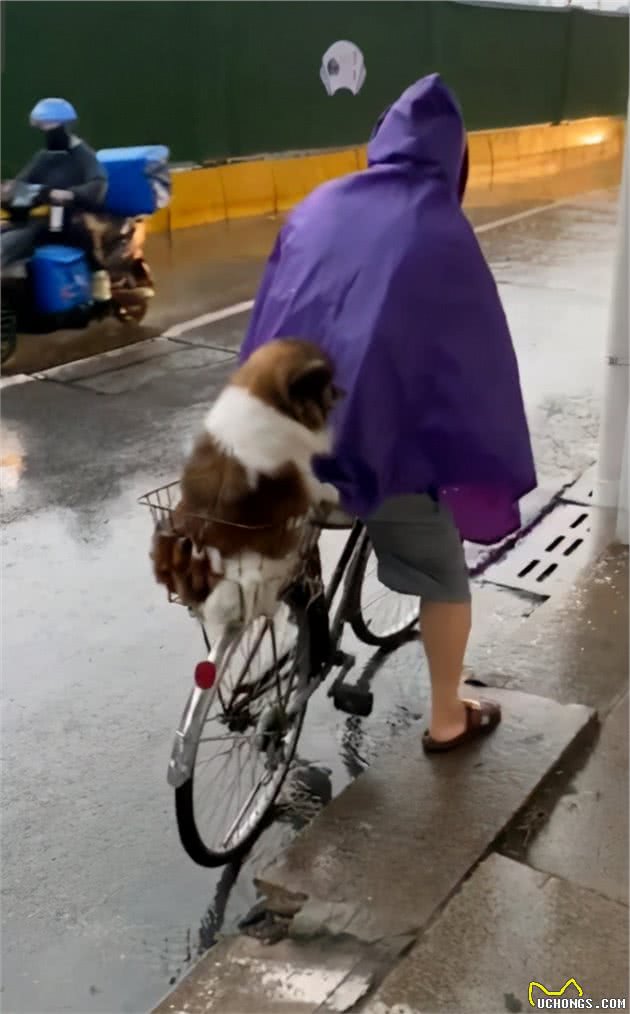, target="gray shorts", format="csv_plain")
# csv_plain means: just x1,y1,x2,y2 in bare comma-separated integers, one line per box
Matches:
364,494,471,603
